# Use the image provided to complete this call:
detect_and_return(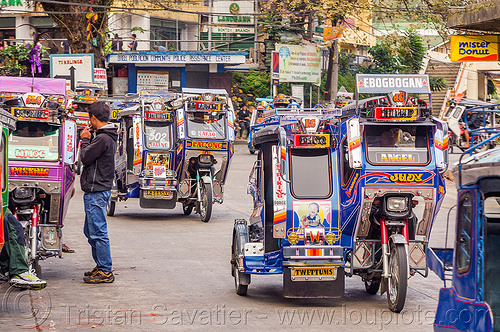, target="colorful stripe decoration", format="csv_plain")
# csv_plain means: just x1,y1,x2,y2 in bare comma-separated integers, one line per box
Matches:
274,210,286,224
349,138,361,151
306,249,323,256
280,146,287,160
